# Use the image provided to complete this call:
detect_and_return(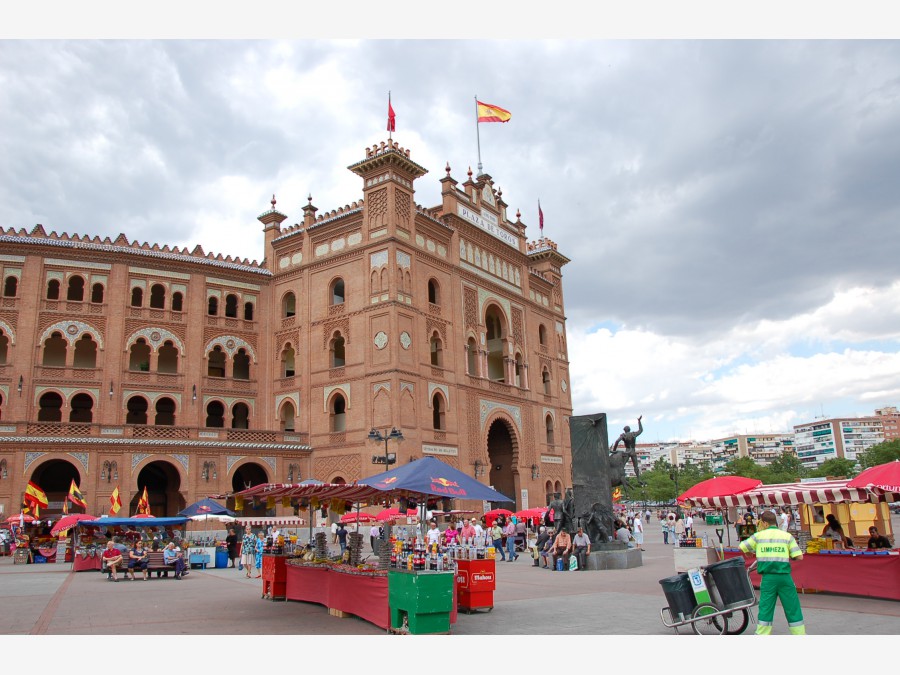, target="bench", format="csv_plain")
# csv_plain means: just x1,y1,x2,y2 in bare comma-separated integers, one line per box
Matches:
100,551,131,579
146,551,178,578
